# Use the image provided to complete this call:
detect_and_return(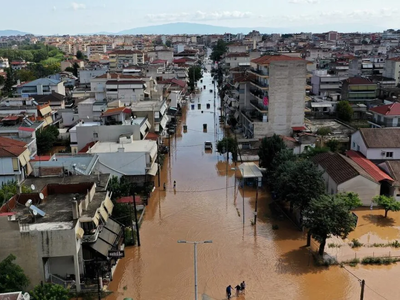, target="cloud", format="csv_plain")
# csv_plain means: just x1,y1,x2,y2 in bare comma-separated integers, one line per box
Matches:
289,0,319,4
146,11,253,22
52,6,56,11
71,2,86,11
